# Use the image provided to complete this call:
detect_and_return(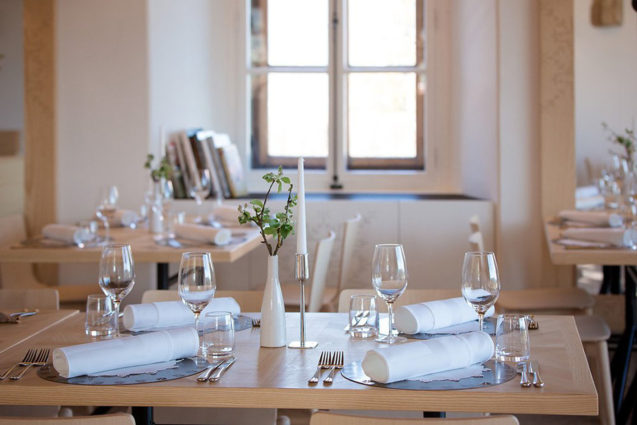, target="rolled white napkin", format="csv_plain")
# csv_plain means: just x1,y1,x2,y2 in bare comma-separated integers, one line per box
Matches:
113,209,140,227
562,227,632,247
122,298,241,331
575,185,600,199
395,297,495,334
42,224,93,245
575,196,605,211
559,210,622,228
361,331,494,383
52,327,198,378
174,223,232,246
209,205,243,227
